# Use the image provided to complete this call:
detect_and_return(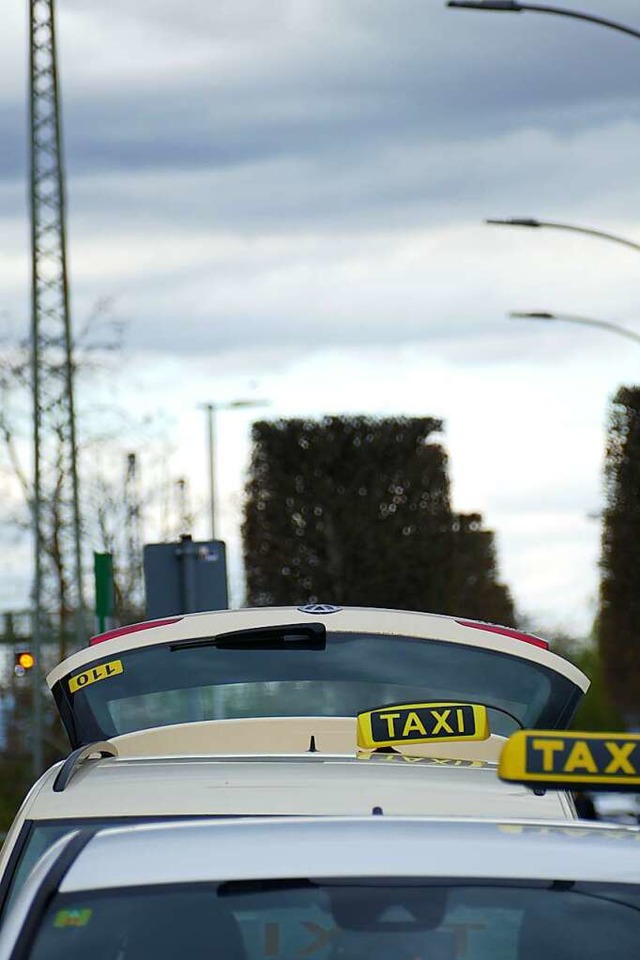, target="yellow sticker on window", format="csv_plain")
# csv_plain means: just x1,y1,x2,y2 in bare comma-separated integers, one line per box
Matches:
68,660,123,694
54,909,92,928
